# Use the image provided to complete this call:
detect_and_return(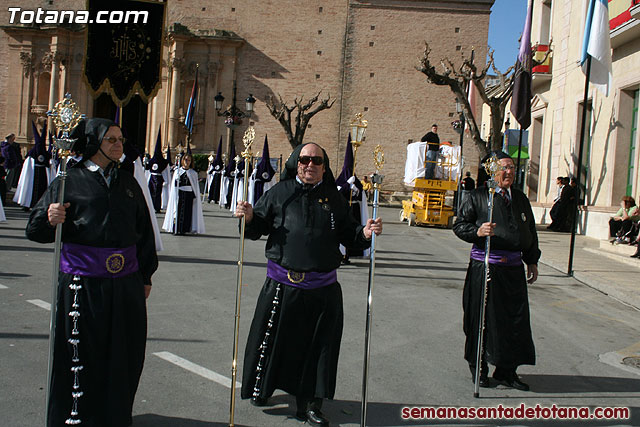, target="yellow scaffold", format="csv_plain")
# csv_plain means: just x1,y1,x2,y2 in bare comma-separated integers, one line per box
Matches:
400,143,460,228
